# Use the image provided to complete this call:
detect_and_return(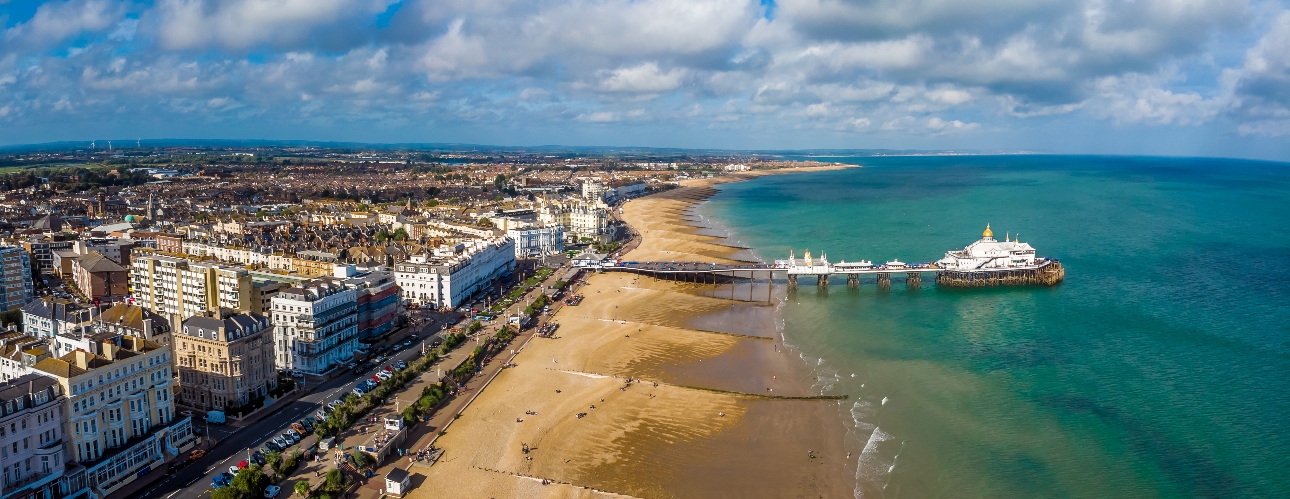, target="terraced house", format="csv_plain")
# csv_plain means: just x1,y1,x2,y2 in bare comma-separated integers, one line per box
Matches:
30,333,193,498
0,374,89,499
